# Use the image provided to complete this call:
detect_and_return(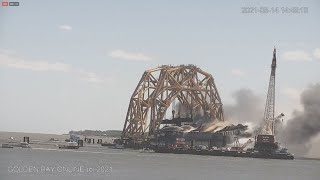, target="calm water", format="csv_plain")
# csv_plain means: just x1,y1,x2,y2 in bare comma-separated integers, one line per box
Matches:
0,146,319,180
